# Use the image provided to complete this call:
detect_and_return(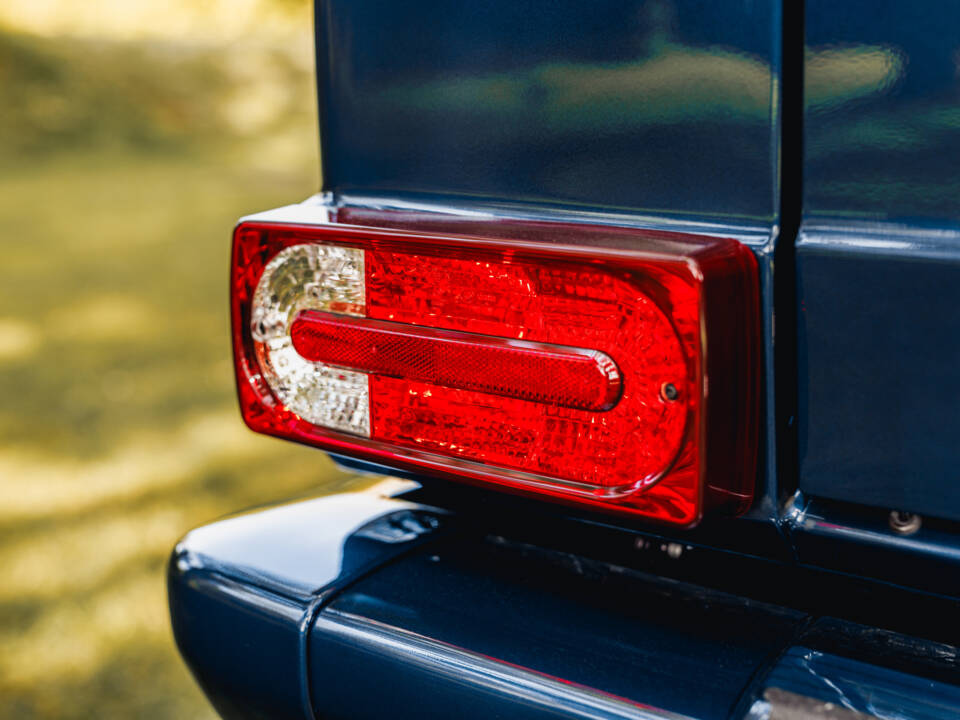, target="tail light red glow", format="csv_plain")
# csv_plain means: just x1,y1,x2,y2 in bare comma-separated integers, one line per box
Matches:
232,217,760,526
